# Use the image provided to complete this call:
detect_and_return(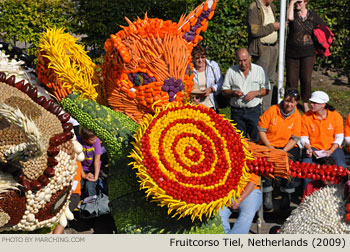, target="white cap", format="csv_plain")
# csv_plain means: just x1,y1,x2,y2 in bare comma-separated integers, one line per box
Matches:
309,91,329,104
